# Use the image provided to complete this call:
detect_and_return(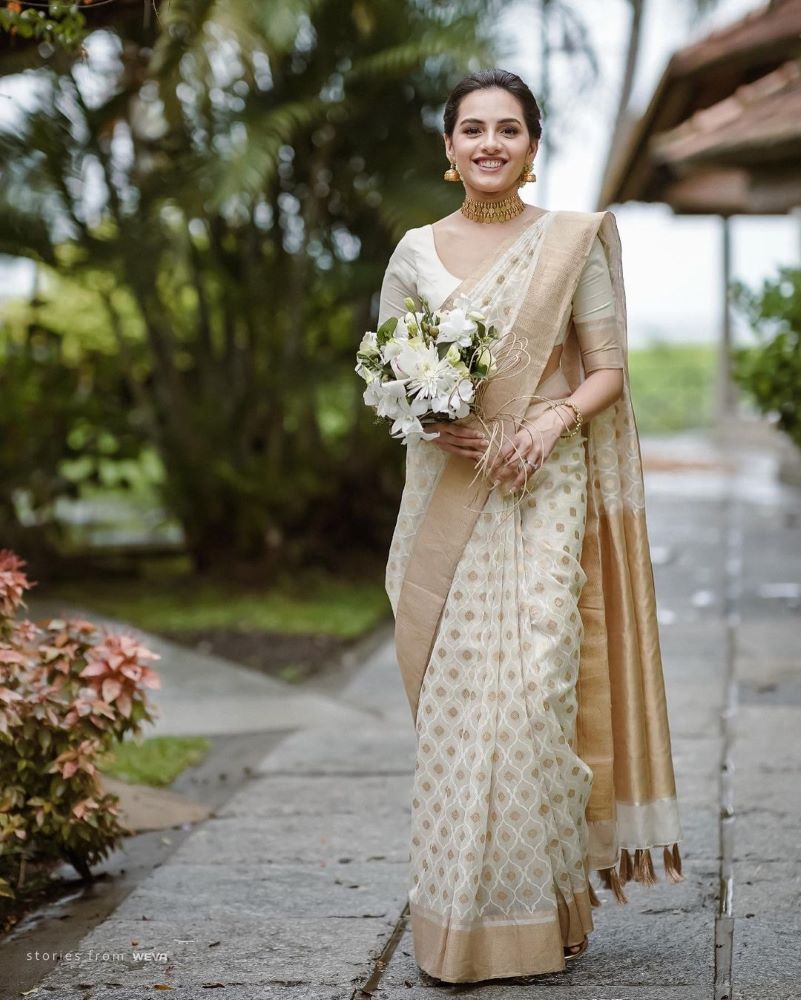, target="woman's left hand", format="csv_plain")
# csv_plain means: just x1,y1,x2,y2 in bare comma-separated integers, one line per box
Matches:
486,410,566,494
